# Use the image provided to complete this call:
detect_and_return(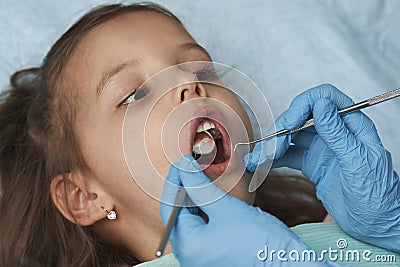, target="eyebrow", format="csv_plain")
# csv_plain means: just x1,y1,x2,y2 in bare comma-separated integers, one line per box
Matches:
178,42,212,60
96,58,140,98
96,43,211,98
